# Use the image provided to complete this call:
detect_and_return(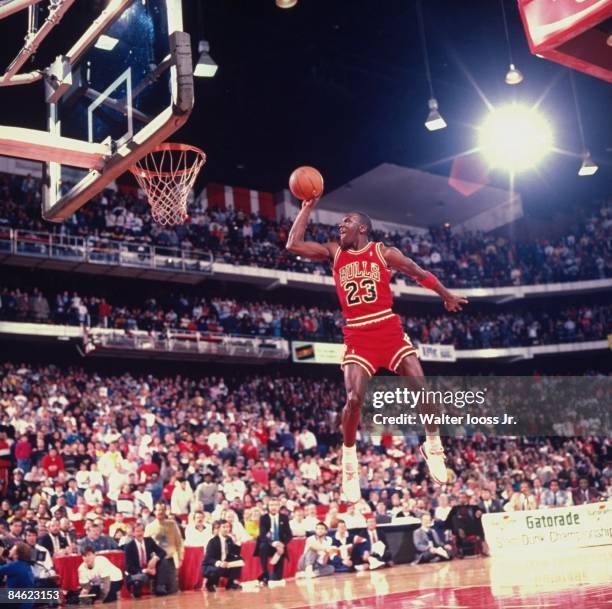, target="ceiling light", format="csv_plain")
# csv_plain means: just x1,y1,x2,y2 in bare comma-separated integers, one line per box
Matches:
94,35,119,51
194,40,218,78
478,104,553,171
425,98,447,131
505,63,524,85
578,152,598,176
276,0,298,7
